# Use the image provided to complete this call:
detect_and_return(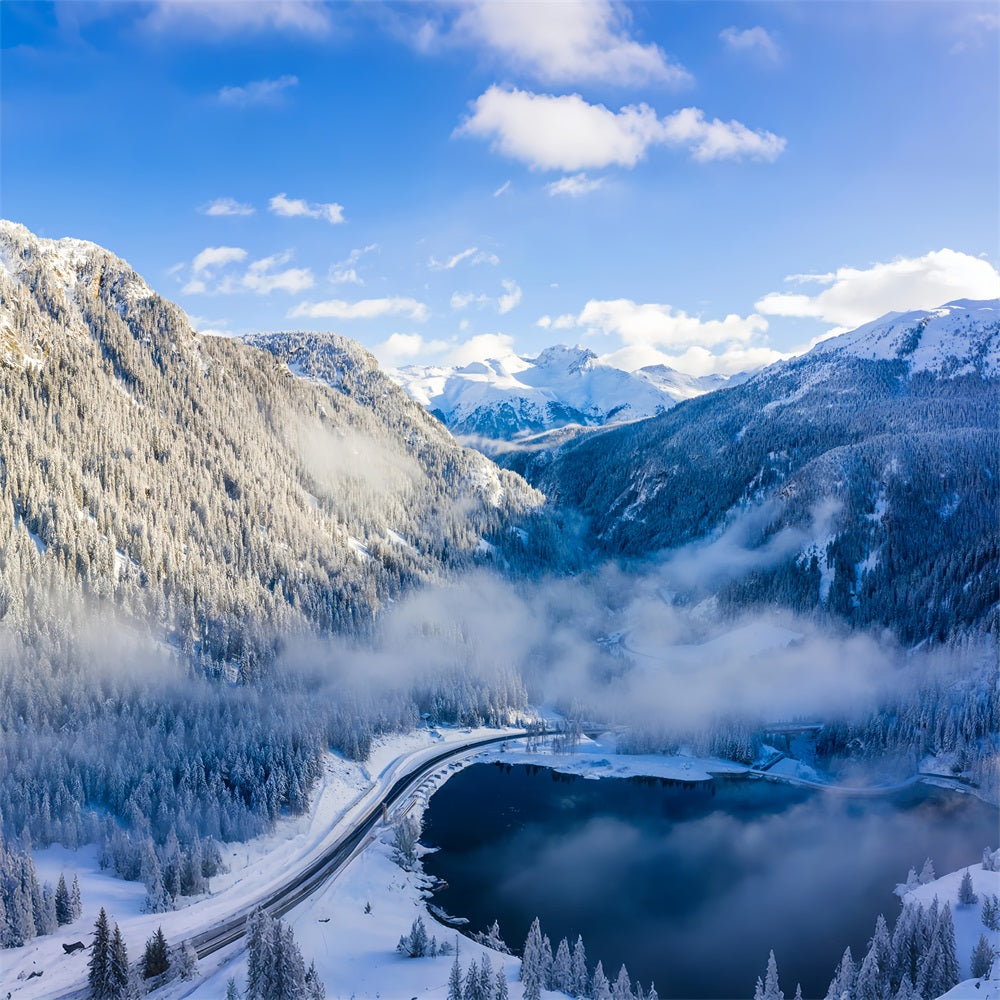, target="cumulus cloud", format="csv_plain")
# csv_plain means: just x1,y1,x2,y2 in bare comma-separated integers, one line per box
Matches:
456,87,786,170
429,247,500,270
546,173,605,197
141,1,331,37
198,197,255,216
440,0,690,87
217,74,299,107
445,332,518,366
537,314,577,330
372,332,450,368
660,107,786,163
289,296,430,321
720,26,781,63
192,246,247,274
269,192,345,225
232,252,314,295
755,249,1000,332
498,279,522,314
